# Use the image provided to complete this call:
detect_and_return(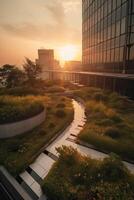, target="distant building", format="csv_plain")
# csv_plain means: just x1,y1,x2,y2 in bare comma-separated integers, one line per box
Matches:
64,61,82,71
36,49,54,70
82,0,134,73
54,59,61,70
